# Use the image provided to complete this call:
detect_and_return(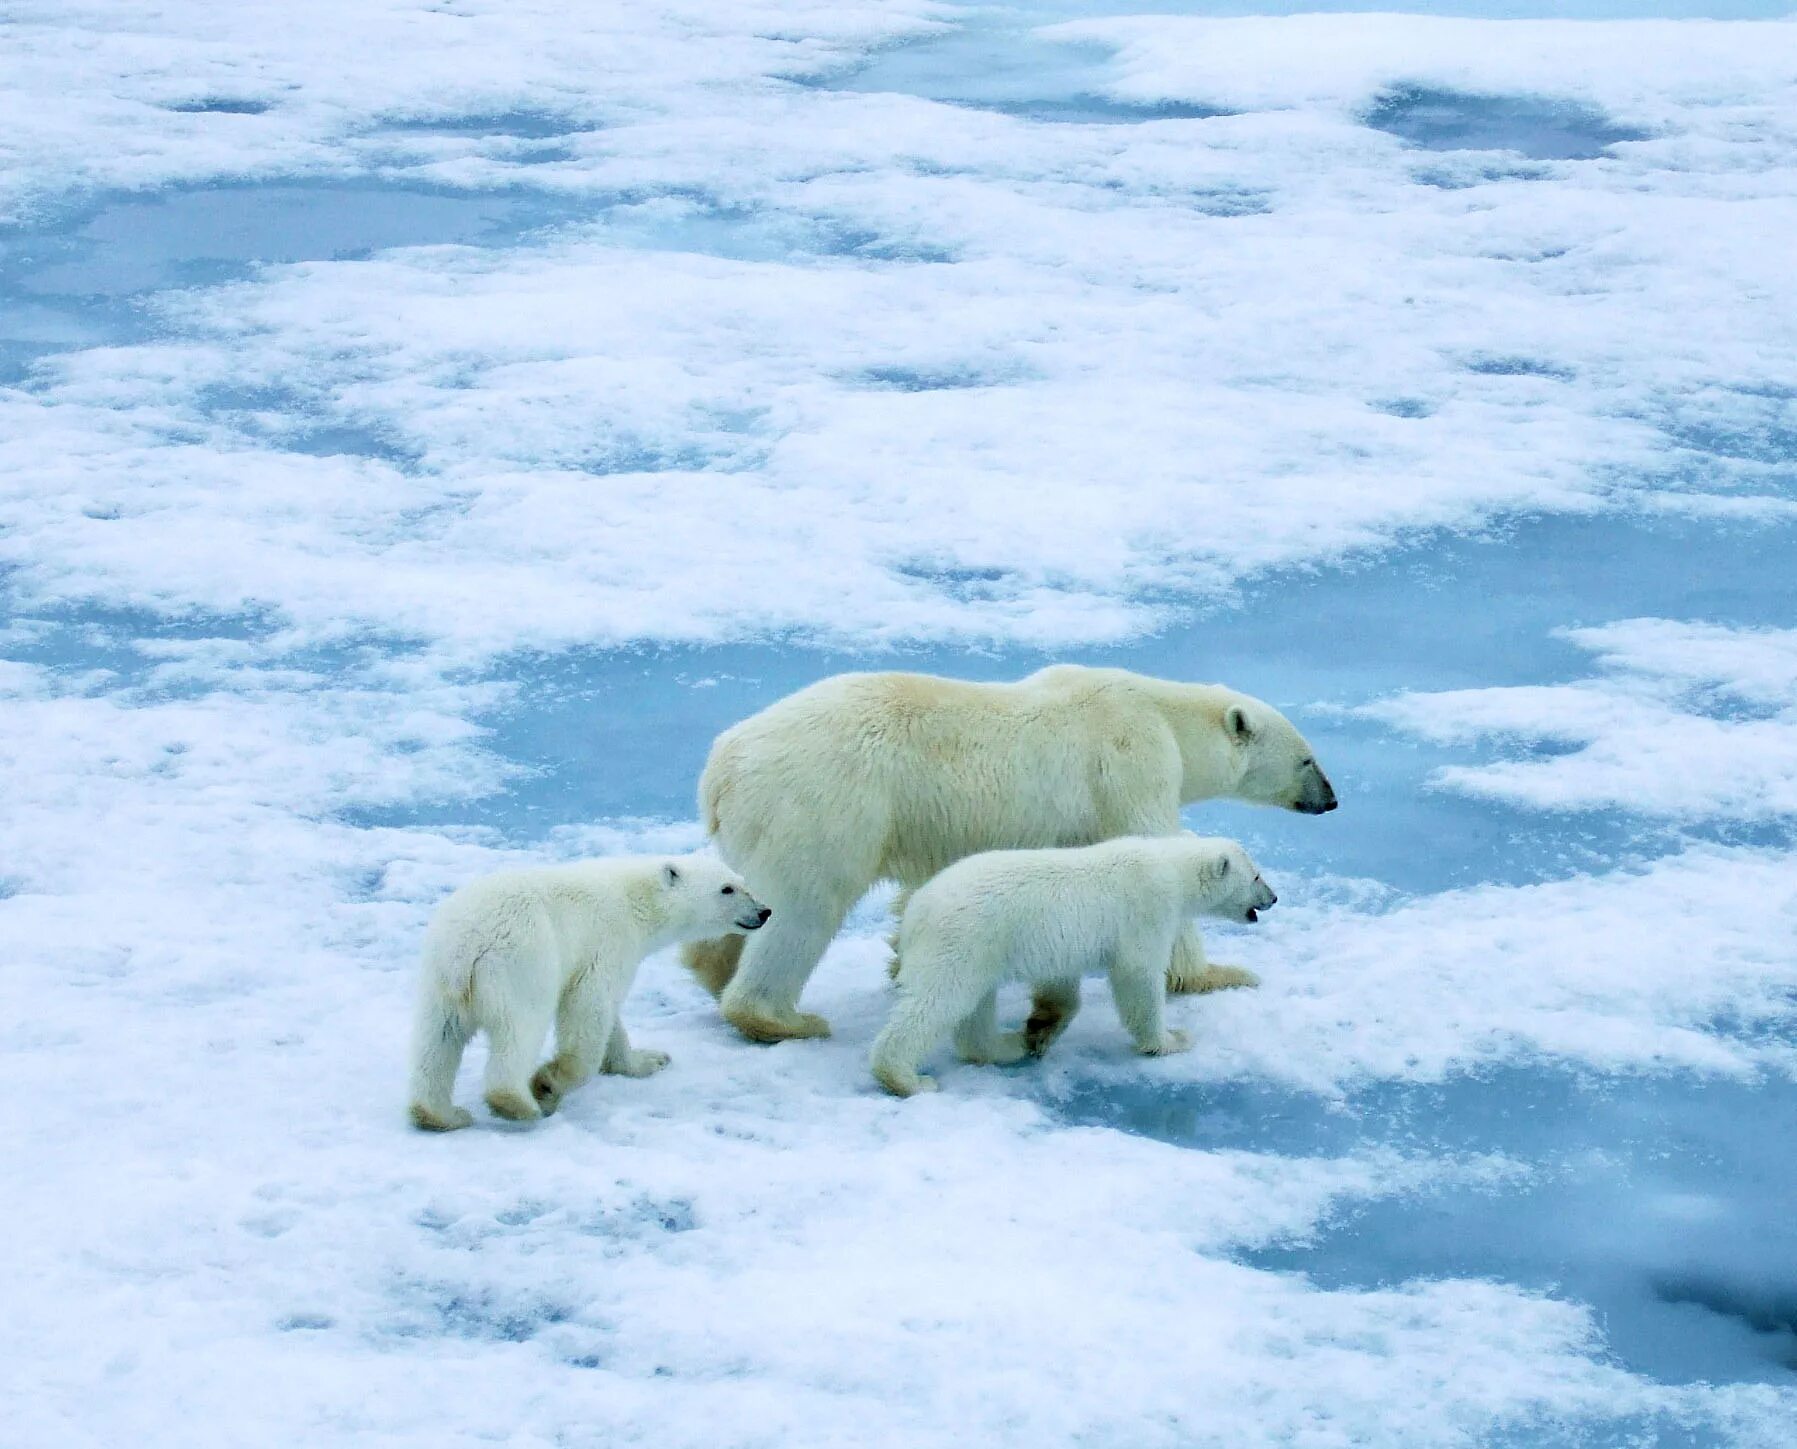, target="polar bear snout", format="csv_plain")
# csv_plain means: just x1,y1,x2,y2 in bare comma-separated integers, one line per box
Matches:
1292,762,1338,815
737,905,773,930
1243,877,1277,923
